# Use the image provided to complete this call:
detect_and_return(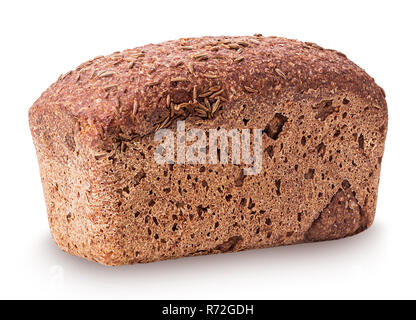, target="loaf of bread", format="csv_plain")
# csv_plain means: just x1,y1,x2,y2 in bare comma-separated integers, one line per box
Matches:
29,35,387,265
